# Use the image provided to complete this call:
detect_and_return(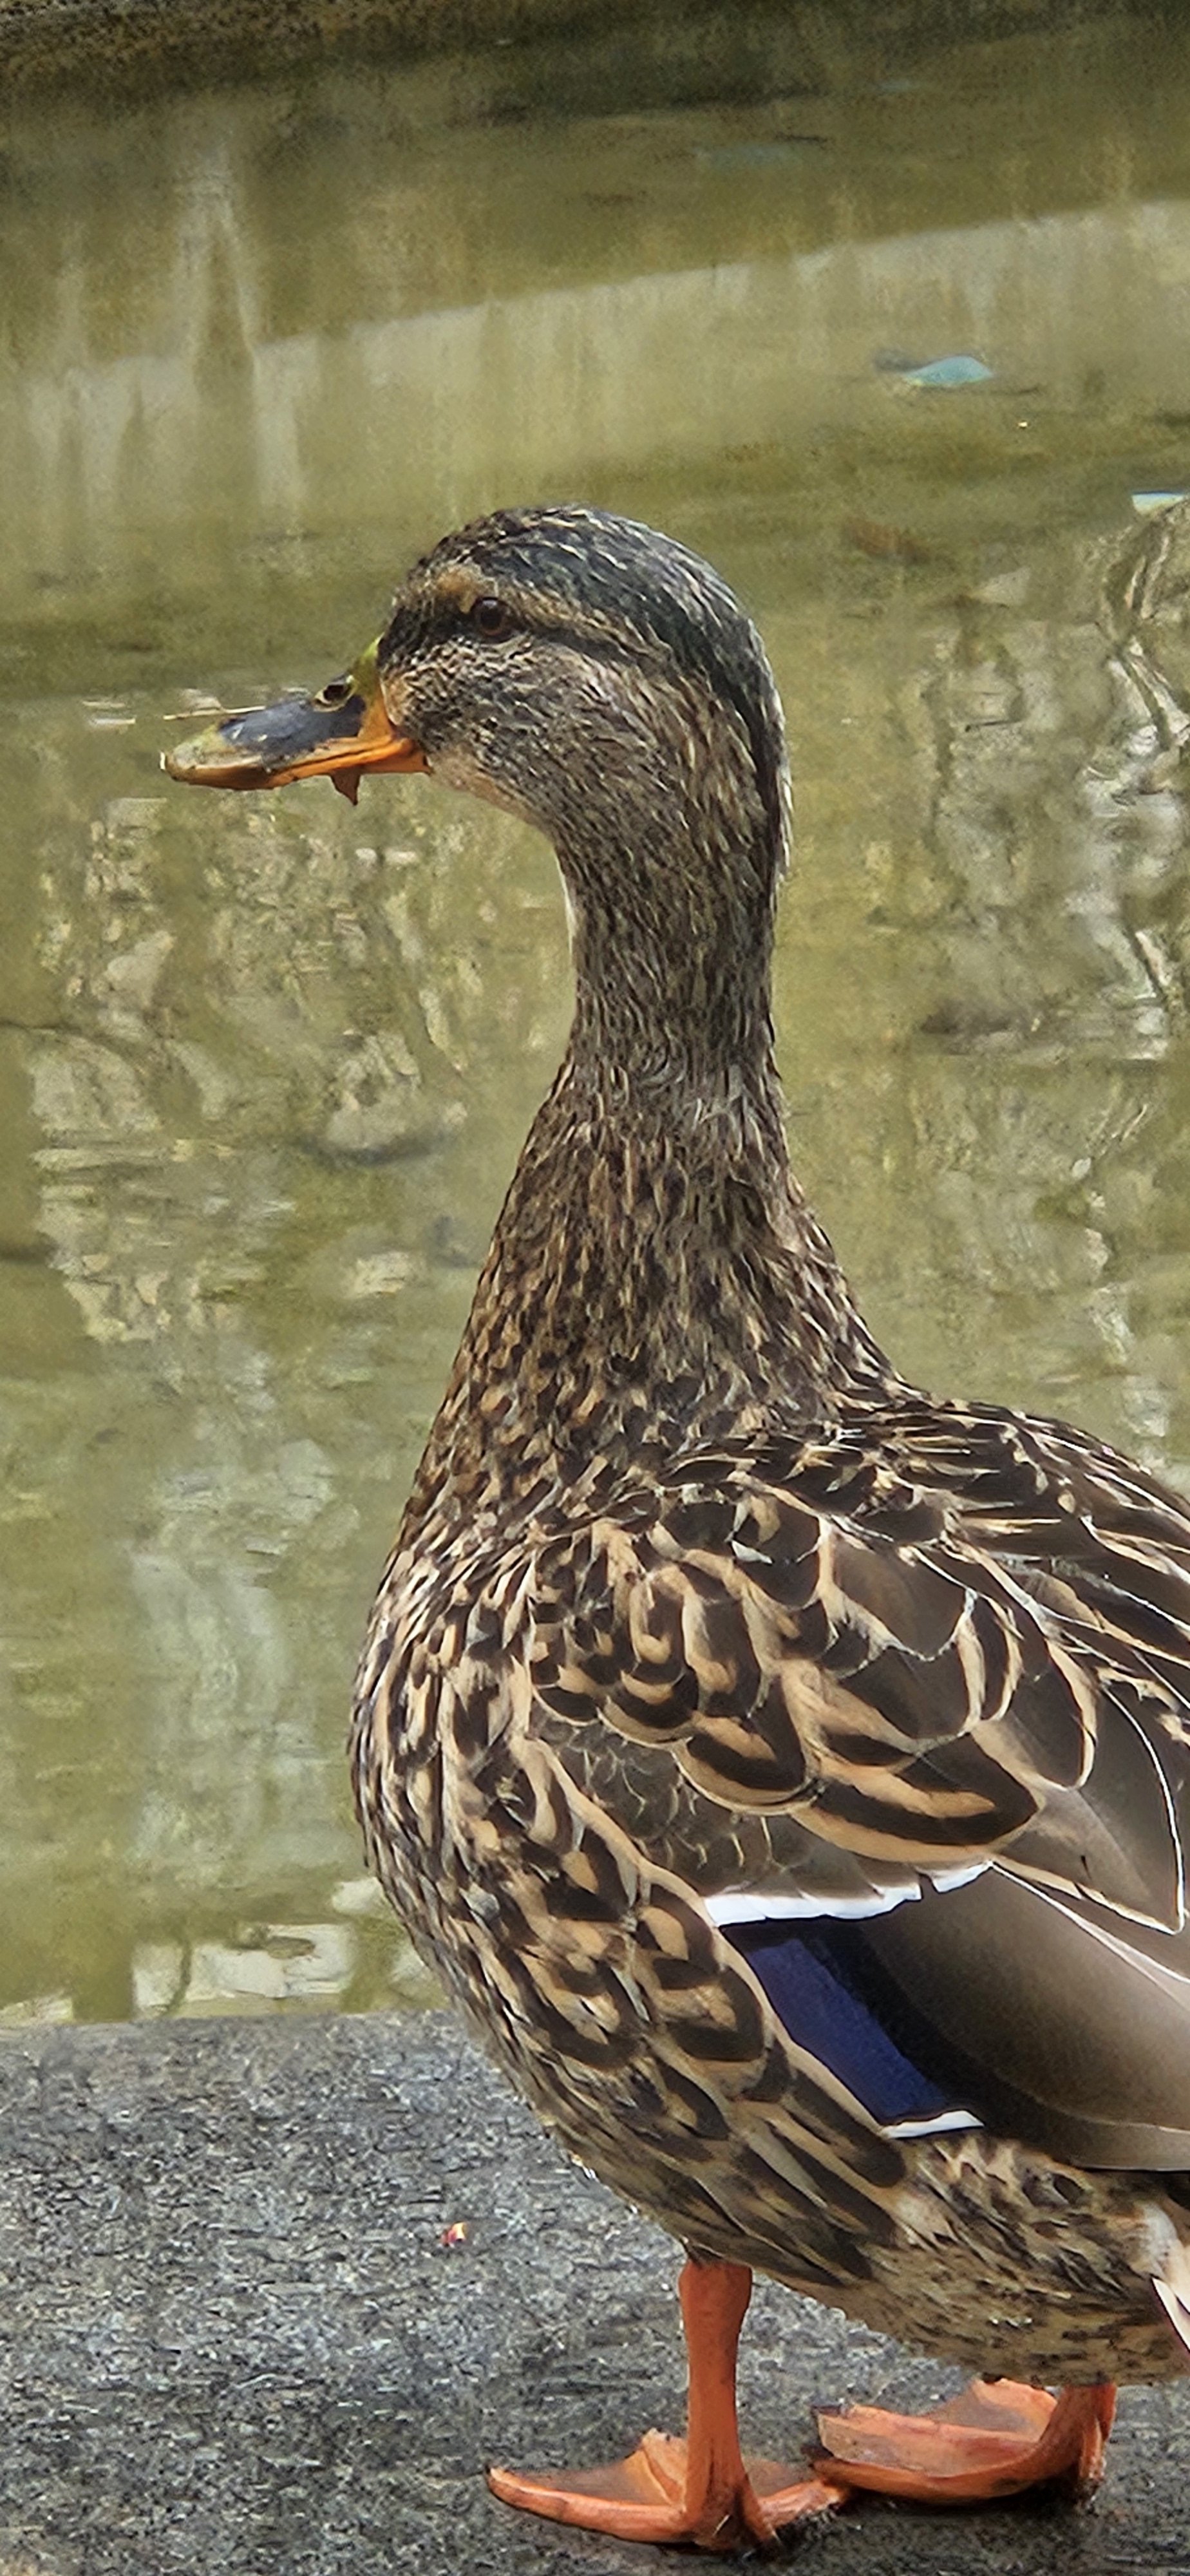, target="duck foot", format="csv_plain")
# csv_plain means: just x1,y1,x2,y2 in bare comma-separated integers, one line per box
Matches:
489,2429,842,2550
487,2257,845,2549
814,2376,1117,2504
